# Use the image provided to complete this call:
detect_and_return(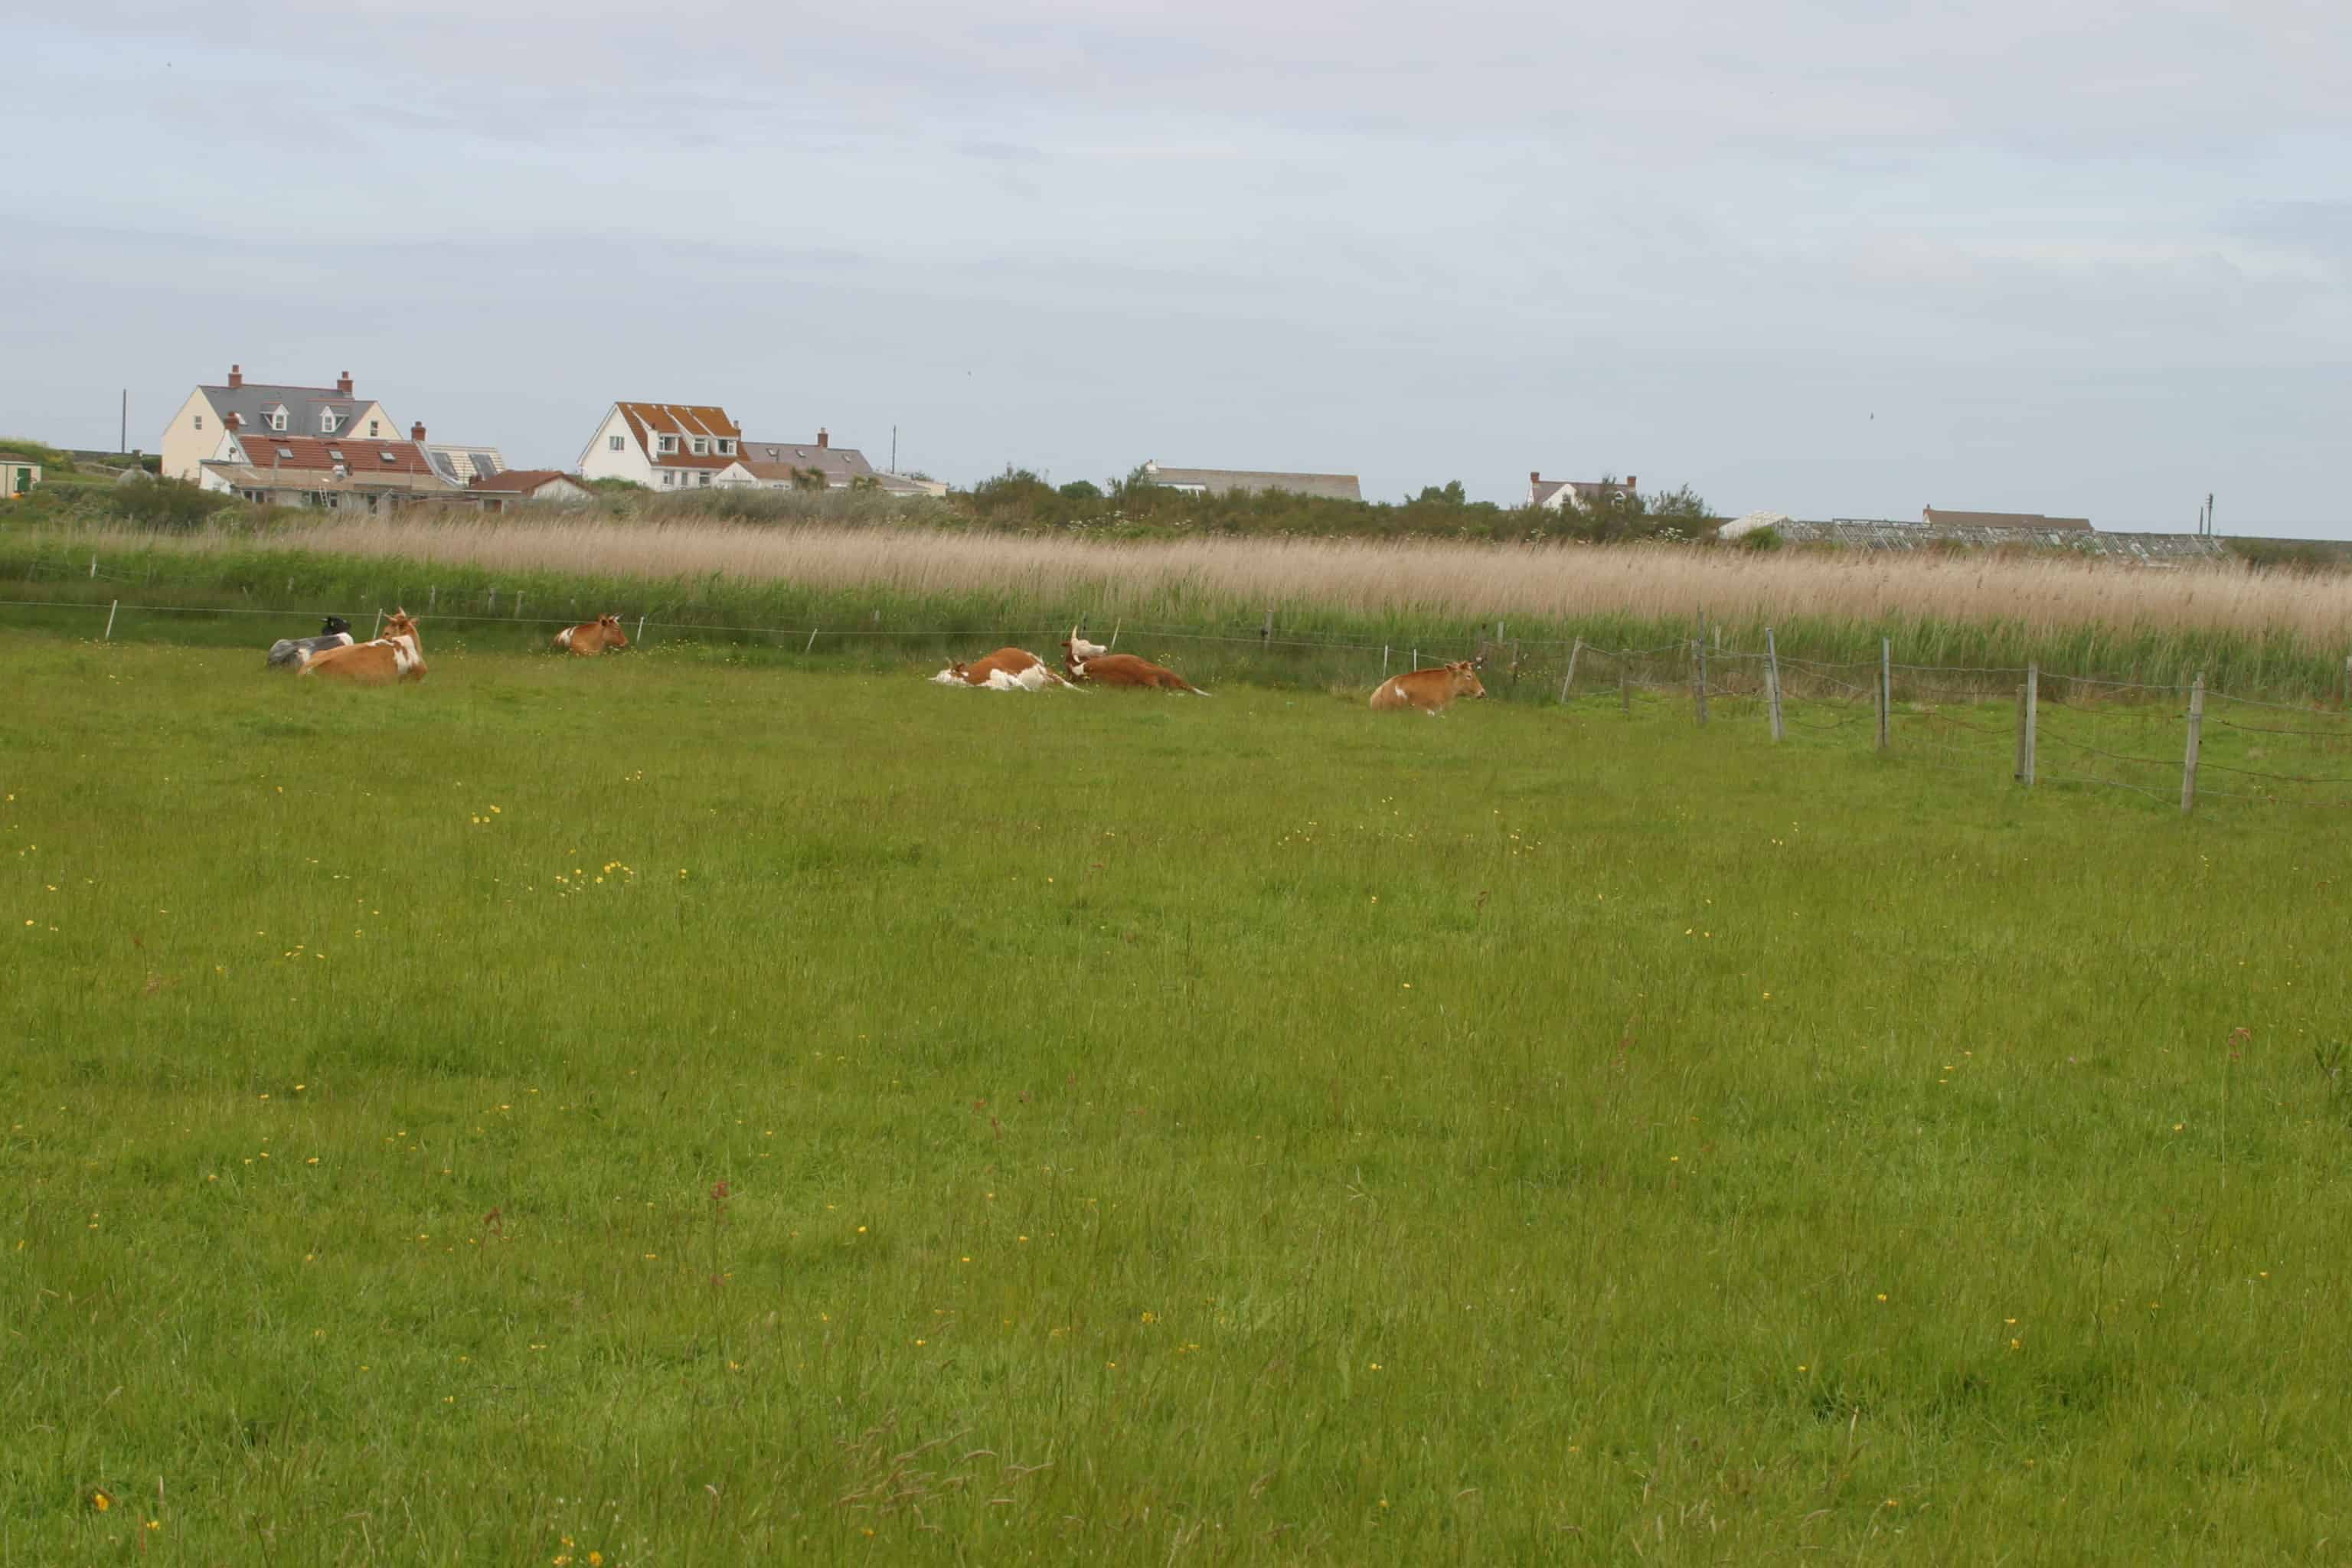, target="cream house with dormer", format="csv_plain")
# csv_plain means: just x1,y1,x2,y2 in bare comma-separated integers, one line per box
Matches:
159,365,399,482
